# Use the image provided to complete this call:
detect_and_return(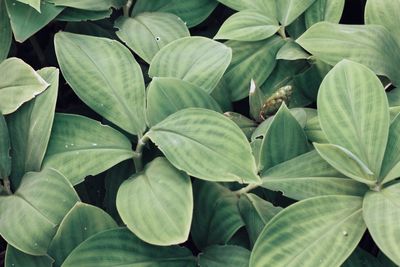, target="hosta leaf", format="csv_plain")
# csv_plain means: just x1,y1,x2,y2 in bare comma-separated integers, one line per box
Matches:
132,0,218,28
260,103,309,171
0,0,11,61
305,0,345,28
297,22,400,86
191,180,244,249
249,79,265,121
5,245,53,267
304,115,328,143
217,0,276,16
238,193,282,247
7,67,58,189
43,114,134,185
261,150,368,200
54,32,146,135
0,169,79,255
56,8,112,22
250,195,366,267
115,12,189,64
214,10,280,41
147,108,259,183
224,112,257,140
62,228,196,267
46,0,117,11
198,245,250,267
146,77,222,127
16,0,40,11
276,40,310,60
0,115,10,179
277,0,317,26
116,157,192,246
5,0,64,42
0,58,49,115
380,114,400,183
149,37,232,93
48,202,117,267
225,36,284,101
363,183,400,265
317,60,390,178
